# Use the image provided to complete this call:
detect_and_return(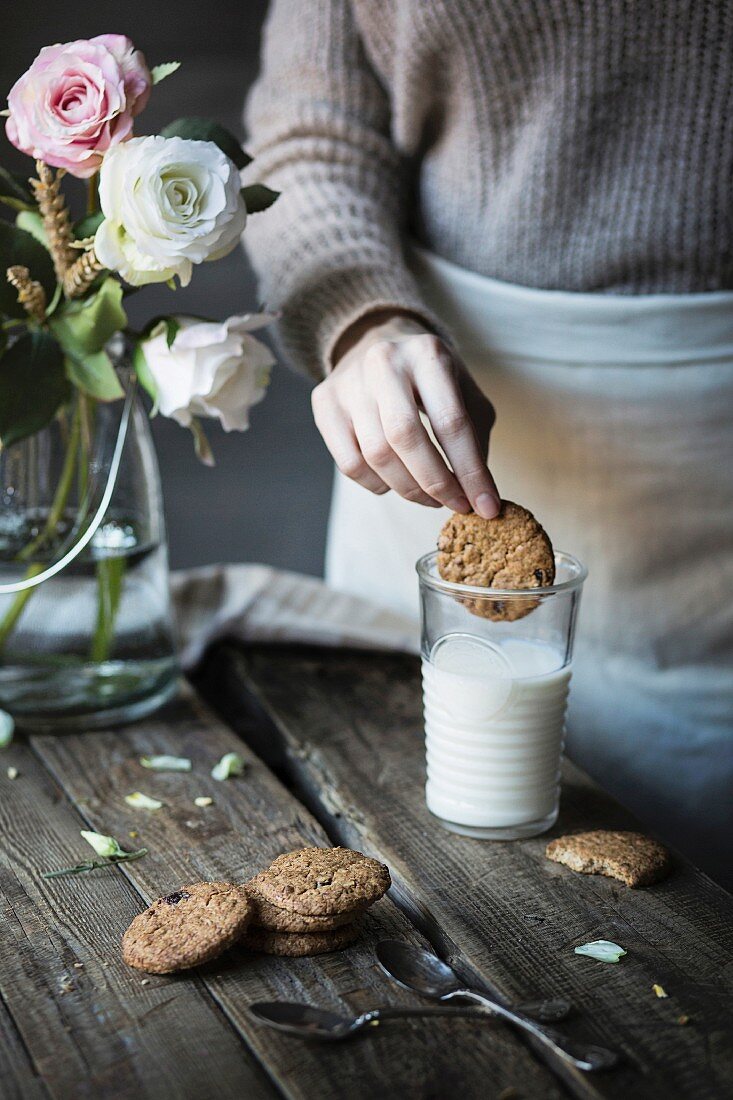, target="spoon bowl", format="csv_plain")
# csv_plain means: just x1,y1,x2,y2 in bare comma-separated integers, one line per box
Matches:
376,940,572,1022
249,1002,355,1040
